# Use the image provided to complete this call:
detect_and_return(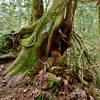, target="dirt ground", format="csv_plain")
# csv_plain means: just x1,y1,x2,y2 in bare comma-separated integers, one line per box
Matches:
0,62,100,100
